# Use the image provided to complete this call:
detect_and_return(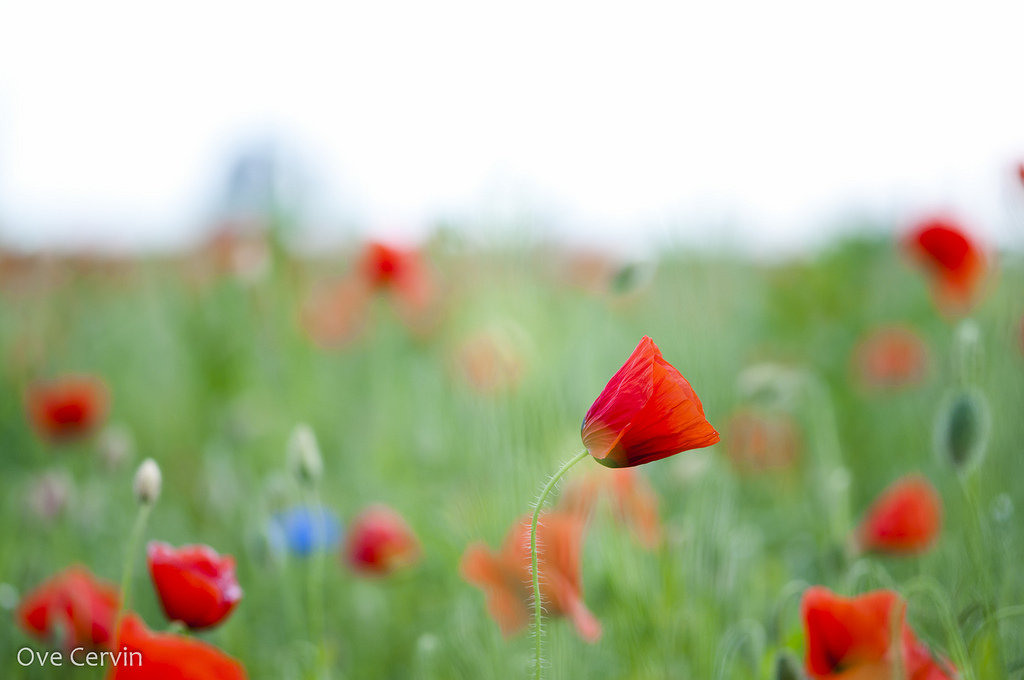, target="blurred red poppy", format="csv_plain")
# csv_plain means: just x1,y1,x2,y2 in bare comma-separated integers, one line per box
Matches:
358,241,441,334
903,217,988,315
345,505,421,576
852,326,929,390
25,375,109,443
724,409,801,472
802,586,956,679
147,542,242,630
461,511,601,642
16,565,119,650
855,475,942,556
560,467,662,549
582,336,719,468
107,612,247,680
